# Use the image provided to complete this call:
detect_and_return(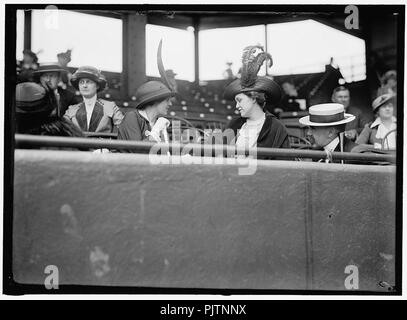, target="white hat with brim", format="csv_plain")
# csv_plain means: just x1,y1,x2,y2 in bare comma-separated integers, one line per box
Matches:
299,103,356,127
